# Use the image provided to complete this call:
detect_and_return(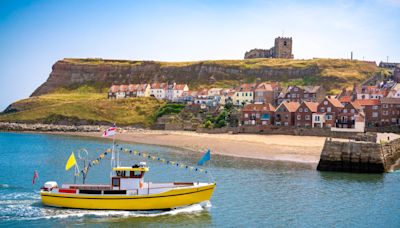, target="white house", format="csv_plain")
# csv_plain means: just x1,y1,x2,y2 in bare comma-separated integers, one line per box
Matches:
150,83,168,99
167,83,189,101
136,84,150,97
312,113,325,128
116,85,128,99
